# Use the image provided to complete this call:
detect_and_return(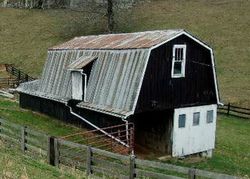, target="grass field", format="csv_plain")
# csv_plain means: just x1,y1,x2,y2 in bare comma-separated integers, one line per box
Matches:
0,97,84,136
0,139,88,179
0,1,250,177
0,96,249,177
0,0,250,106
